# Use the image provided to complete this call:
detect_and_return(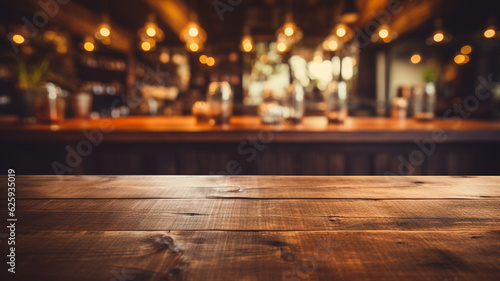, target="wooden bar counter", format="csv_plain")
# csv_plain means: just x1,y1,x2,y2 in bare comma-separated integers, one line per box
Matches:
1,116,500,175
1,116,500,142
1,175,499,280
